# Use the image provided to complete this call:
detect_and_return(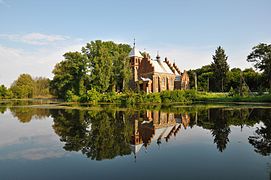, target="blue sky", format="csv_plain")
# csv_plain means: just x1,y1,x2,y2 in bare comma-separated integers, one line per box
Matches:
0,0,270,86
